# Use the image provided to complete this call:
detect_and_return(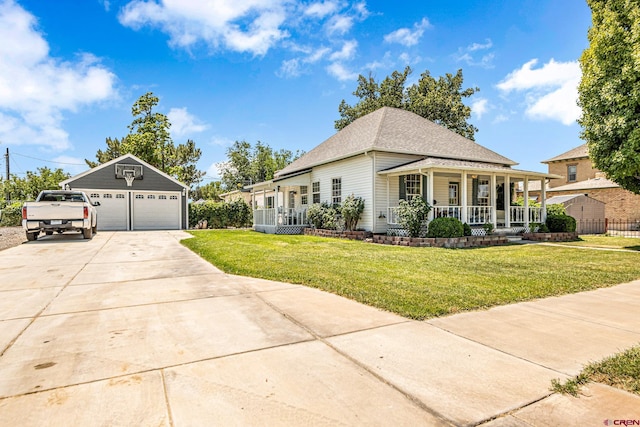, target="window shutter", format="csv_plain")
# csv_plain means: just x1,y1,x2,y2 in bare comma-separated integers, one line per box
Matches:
472,178,479,206
399,176,406,200
421,175,428,201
